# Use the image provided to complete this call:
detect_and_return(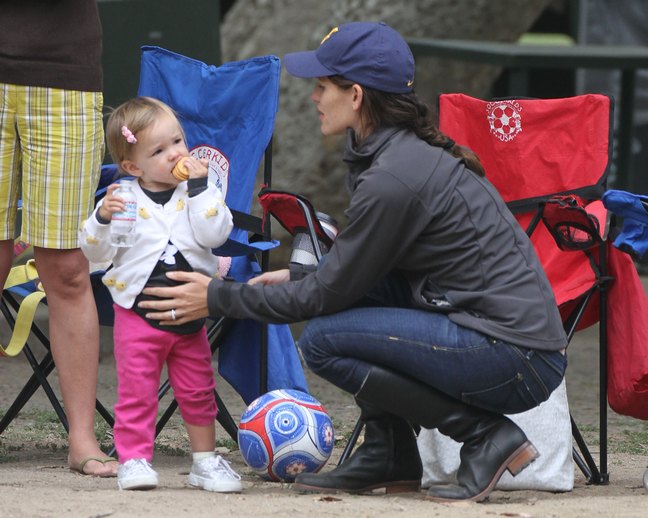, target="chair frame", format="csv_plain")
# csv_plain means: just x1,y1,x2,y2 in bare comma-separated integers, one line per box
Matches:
522,203,610,485
0,288,115,435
